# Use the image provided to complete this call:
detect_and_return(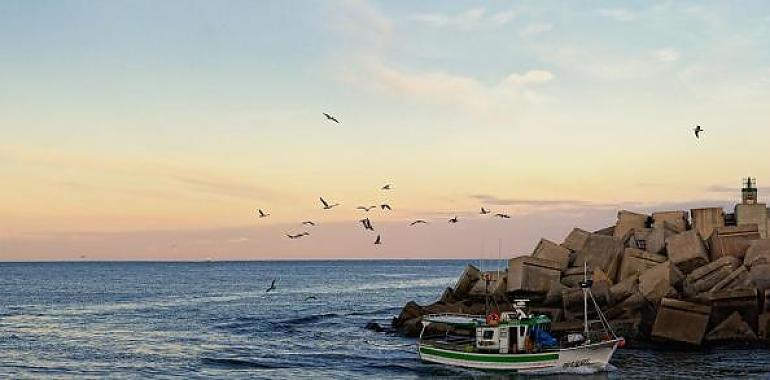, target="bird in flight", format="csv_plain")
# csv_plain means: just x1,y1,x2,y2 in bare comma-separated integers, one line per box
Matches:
480,207,490,215
323,113,340,124
495,213,511,219
258,209,270,218
449,216,459,223
304,295,318,301
380,204,392,211
381,184,391,190
374,235,382,245
693,125,704,139
360,218,374,231
320,197,339,210
266,279,277,293
357,205,376,212
410,220,427,226
302,221,316,226
286,232,310,239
